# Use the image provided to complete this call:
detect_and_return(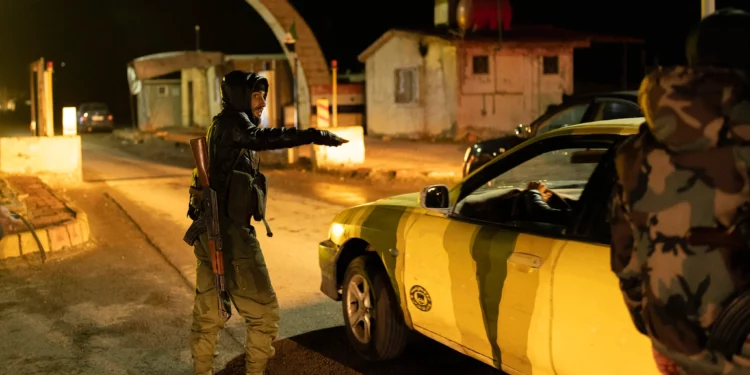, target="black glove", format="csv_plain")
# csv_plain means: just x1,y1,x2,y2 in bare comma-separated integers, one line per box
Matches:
314,130,349,147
